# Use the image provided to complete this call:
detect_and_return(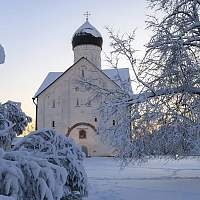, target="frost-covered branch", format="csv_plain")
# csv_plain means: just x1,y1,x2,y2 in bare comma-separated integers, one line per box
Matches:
106,27,156,94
